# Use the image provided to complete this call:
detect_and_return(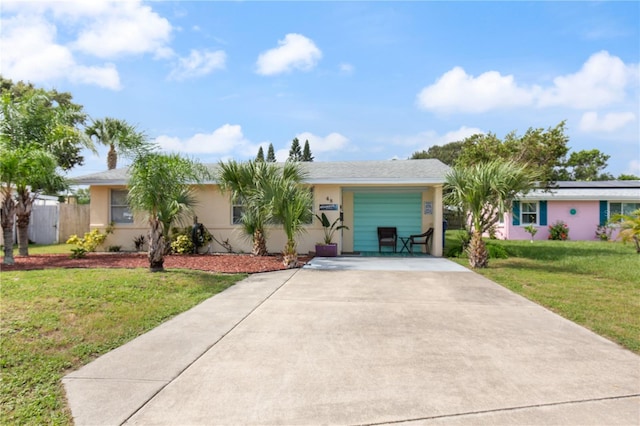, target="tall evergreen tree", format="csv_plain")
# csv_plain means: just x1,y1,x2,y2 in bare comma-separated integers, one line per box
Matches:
256,146,265,162
302,139,314,162
288,137,302,162
266,143,276,162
